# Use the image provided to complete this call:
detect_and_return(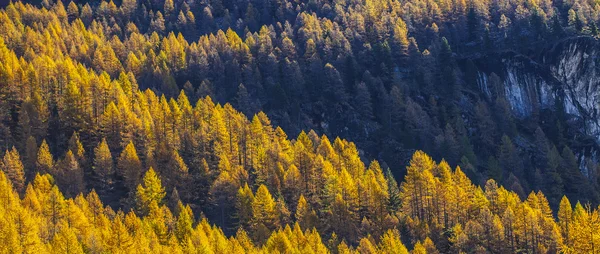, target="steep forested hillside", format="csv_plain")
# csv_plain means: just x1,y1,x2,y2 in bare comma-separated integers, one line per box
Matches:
1,0,600,252
1,128,600,253
1,0,599,211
